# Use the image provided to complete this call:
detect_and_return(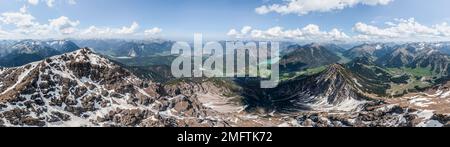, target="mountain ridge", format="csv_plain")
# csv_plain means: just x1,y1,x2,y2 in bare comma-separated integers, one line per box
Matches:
0,40,80,67
280,44,341,72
